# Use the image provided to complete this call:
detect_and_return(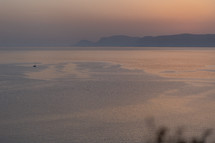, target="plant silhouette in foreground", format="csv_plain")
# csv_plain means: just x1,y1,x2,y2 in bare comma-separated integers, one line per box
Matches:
153,127,213,143
144,118,214,143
